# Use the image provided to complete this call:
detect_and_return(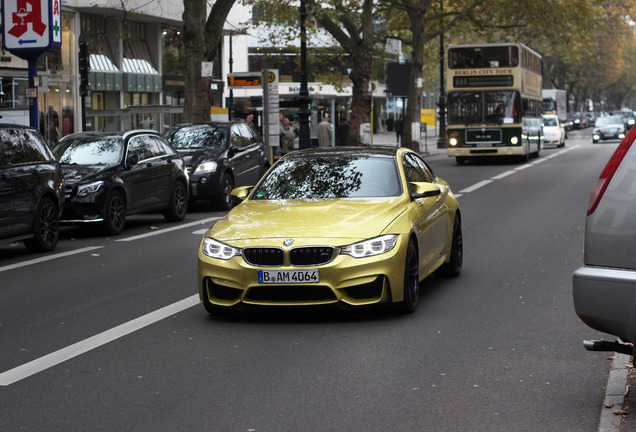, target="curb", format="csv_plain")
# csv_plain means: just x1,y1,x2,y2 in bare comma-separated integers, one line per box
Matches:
599,353,631,432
